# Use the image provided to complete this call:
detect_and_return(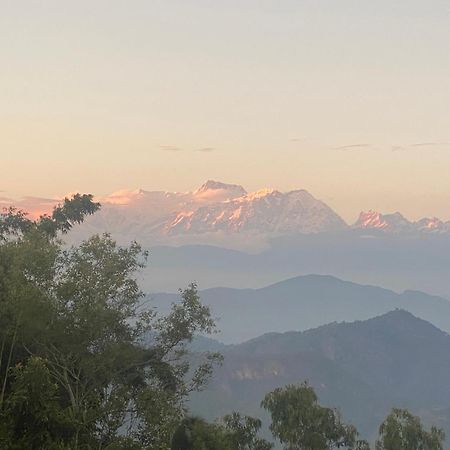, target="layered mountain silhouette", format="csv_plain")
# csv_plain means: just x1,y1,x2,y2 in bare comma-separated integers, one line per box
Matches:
189,310,450,443
150,274,450,343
